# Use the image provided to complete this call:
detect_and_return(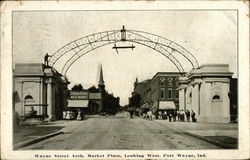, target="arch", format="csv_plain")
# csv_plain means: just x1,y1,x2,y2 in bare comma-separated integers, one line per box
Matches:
48,27,199,75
